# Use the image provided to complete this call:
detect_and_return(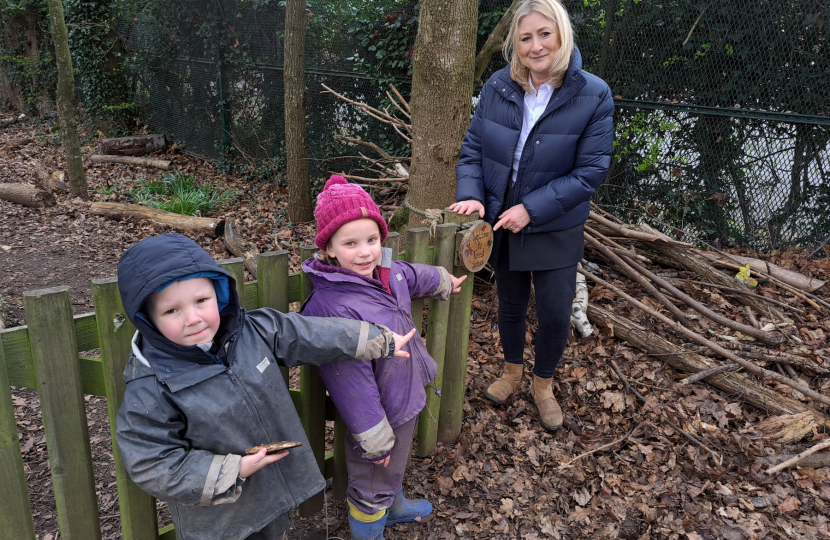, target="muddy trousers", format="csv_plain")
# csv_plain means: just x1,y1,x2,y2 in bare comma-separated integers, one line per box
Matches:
345,415,418,515
245,512,289,540
493,236,579,379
